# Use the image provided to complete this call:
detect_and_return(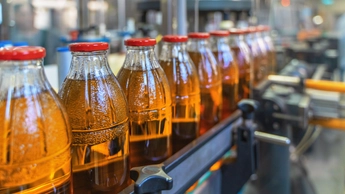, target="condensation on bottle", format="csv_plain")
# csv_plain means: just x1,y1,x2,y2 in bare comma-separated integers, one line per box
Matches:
117,38,172,167
187,32,222,135
159,35,201,154
210,31,239,119
229,29,251,101
59,42,131,193
0,47,72,193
